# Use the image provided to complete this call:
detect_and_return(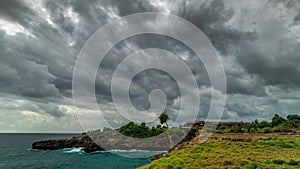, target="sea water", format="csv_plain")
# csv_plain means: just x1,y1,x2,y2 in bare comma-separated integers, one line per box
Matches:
0,134,157,169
